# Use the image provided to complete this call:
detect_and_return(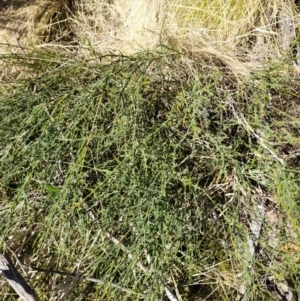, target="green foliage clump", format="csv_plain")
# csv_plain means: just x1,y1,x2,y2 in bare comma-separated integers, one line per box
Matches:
1,48,300,300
